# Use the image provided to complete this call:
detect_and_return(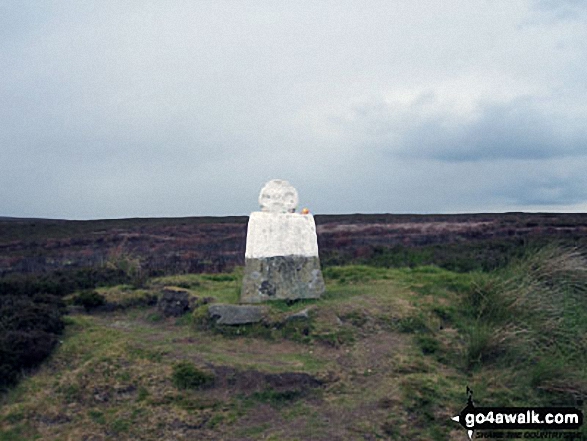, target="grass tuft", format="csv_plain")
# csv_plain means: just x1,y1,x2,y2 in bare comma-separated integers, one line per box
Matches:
71,290,106,311
171,362,215,390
